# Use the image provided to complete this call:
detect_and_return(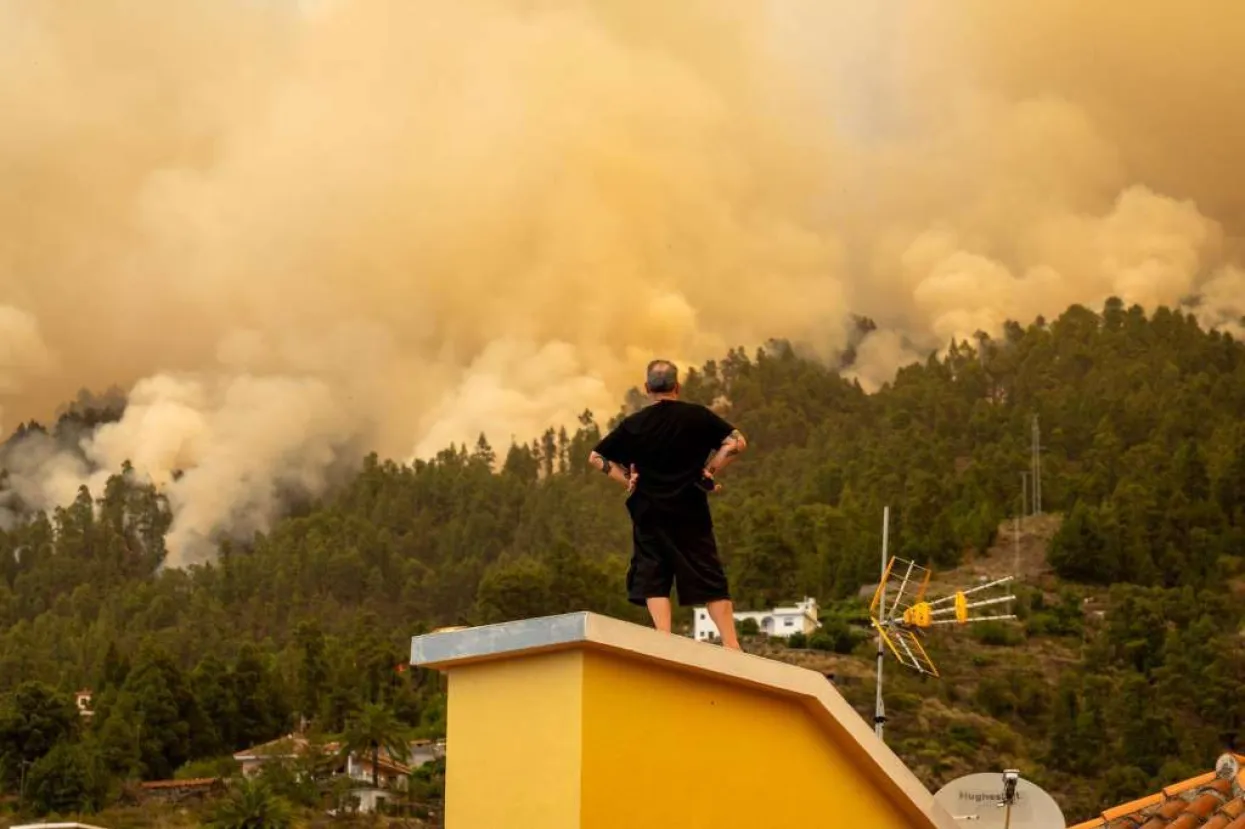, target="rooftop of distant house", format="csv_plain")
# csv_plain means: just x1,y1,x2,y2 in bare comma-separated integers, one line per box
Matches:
139,777,222,790
232,732,443,777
